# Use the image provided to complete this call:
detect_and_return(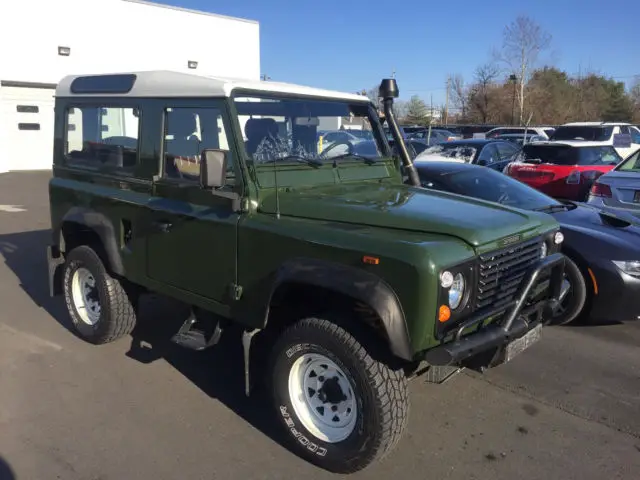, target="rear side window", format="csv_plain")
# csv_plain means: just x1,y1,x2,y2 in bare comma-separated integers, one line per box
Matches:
617,150,640,171
544,129,555,137
550,126,613,141
519,145,619,165
64,105,140,170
